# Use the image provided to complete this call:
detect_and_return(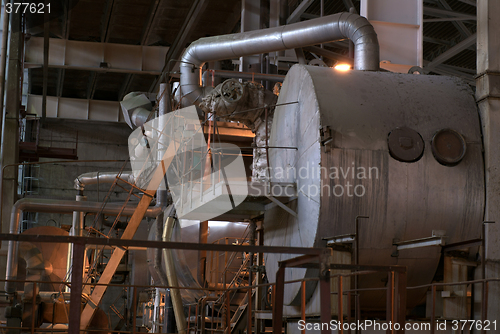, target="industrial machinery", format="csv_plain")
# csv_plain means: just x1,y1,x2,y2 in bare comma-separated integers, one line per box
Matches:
264,64,483,315
3,9,488,334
